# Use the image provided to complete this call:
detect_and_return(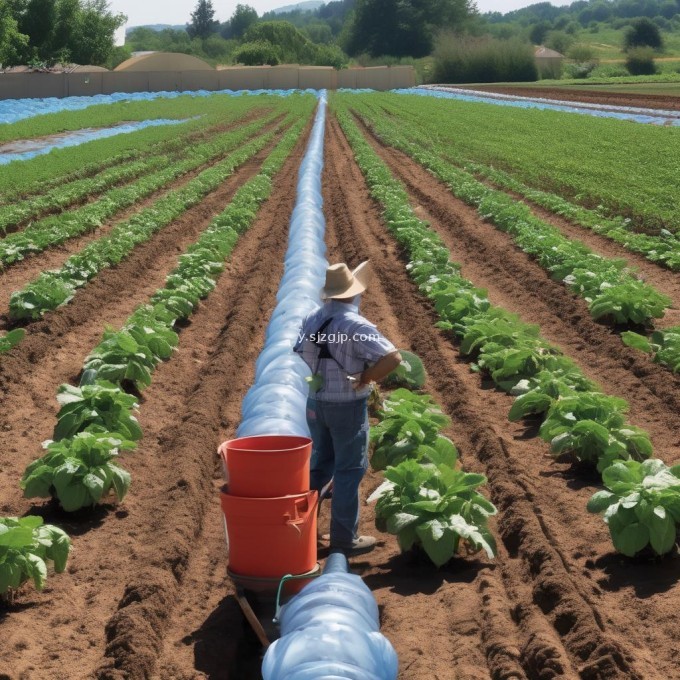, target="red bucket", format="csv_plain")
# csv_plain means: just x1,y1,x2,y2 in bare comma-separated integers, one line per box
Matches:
221,486,318,579
218,435,311,498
